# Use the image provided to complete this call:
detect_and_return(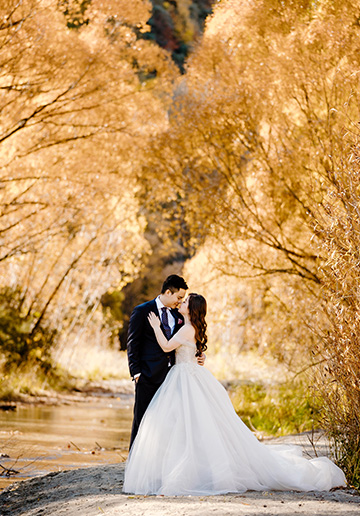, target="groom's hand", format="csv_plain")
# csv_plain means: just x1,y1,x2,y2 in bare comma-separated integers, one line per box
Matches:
197,353,206,366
